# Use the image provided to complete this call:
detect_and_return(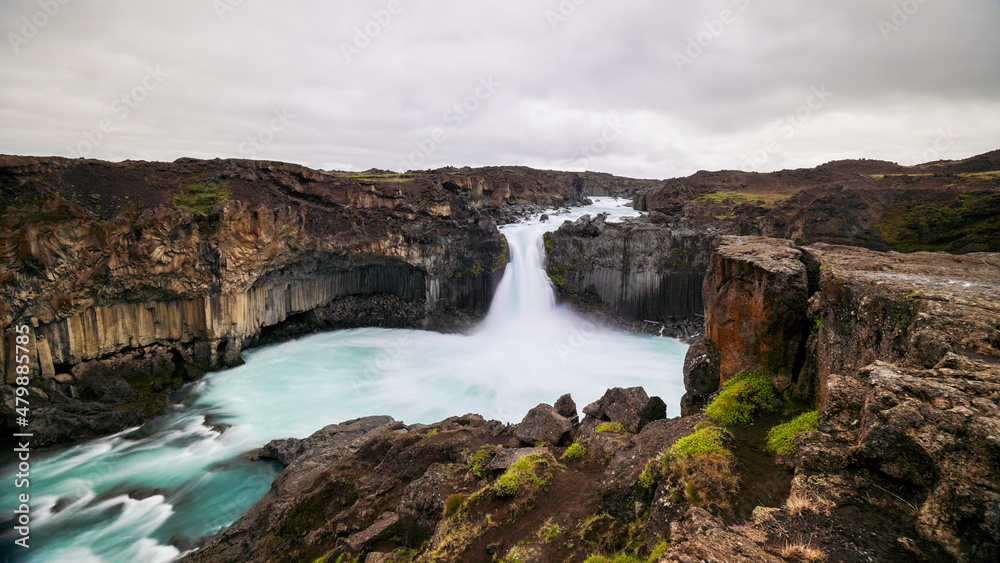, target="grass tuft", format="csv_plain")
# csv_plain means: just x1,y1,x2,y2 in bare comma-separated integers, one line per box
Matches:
562,441,587,461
